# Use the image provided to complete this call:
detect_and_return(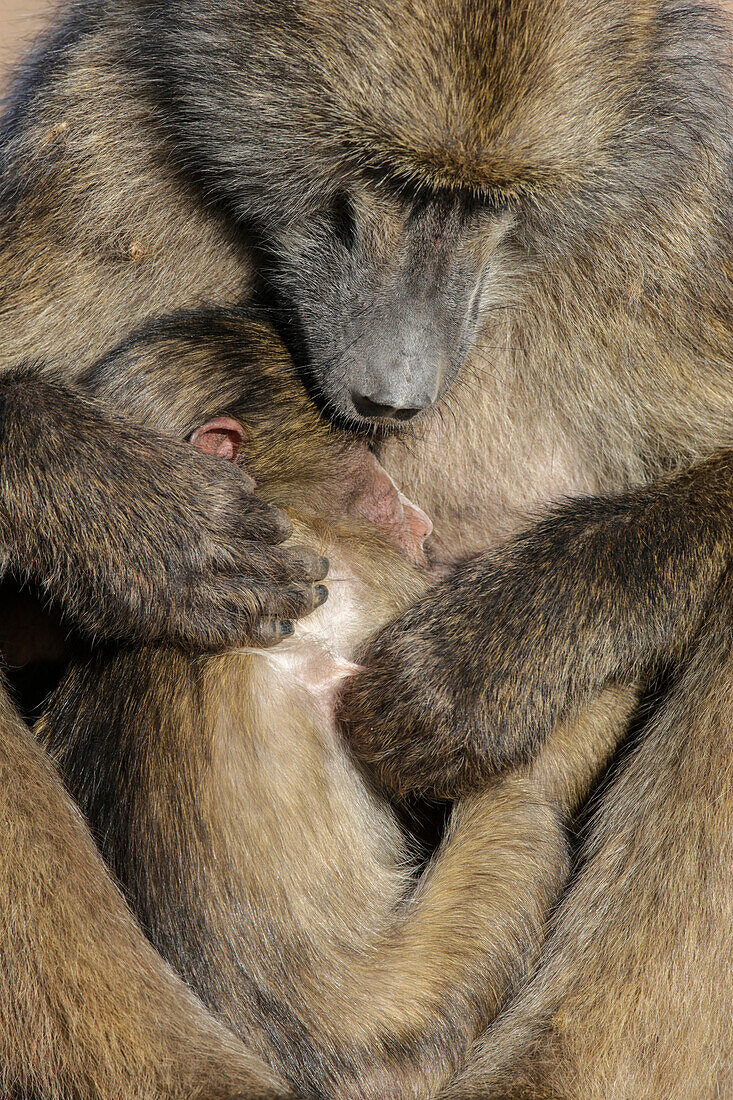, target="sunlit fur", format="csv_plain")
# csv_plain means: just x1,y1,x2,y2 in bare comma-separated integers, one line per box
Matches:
1,1,733,1097
38,311,638,1100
